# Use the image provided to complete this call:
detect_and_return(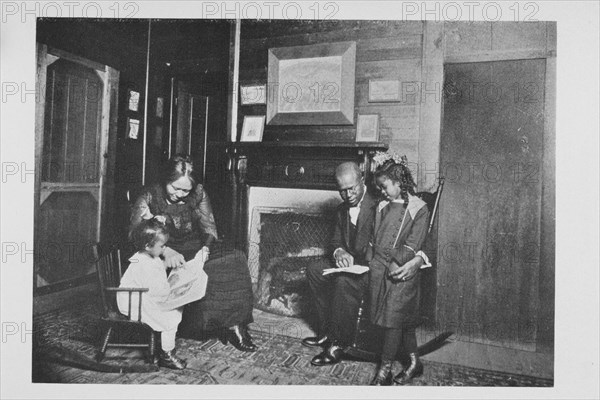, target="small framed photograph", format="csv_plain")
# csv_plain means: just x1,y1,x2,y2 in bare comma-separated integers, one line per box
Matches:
127,89,140,111
240,84,267,105
127,118,140,139
368,80,401,102
356,114,379,142
240,115,266,142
